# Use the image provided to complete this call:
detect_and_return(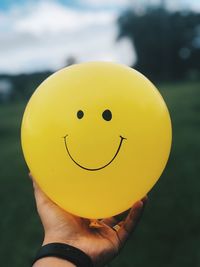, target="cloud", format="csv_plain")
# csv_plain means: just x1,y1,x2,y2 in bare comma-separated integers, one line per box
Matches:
0,0,135,74
14,1,115,35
